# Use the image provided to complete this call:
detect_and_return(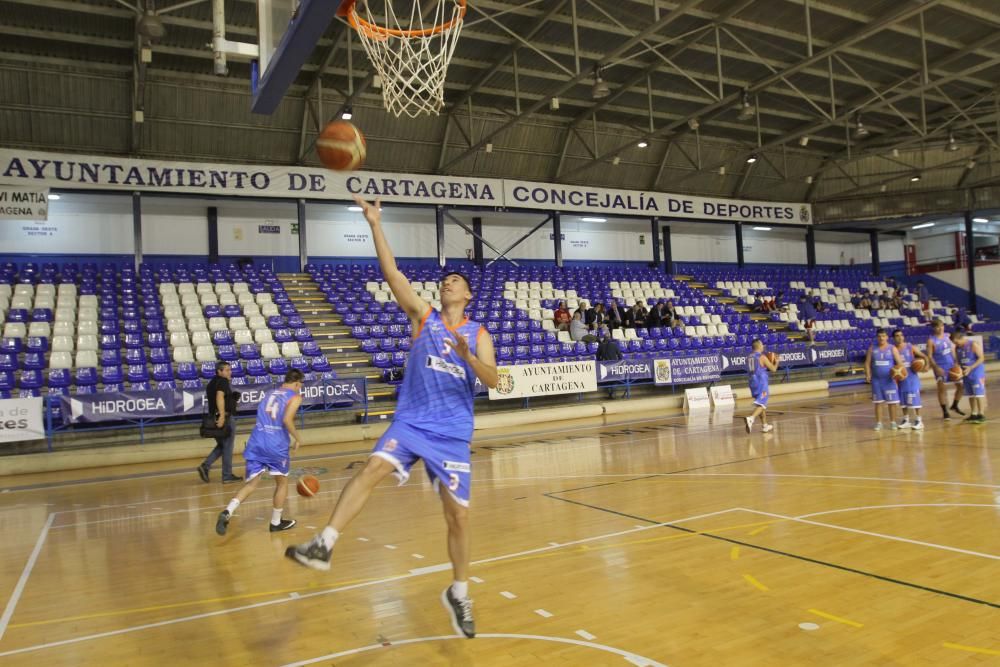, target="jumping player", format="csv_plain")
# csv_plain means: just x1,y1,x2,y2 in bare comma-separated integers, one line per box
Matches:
865,328,904,431
892,329,929,430
215,369,304,536
285,195,498,639
953,329,986,423
927,320,963,419
744,339,777,433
